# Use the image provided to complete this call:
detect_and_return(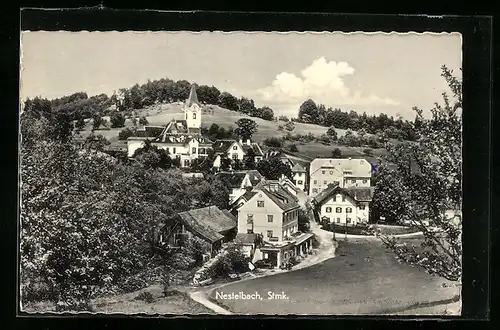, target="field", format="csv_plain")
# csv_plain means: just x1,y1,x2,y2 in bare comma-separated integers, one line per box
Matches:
75,103,388,159
210,239,460,315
